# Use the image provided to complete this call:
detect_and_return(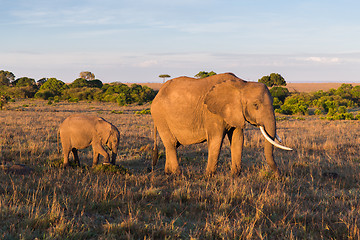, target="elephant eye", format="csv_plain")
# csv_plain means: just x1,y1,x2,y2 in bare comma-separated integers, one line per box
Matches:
253,103,259,110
